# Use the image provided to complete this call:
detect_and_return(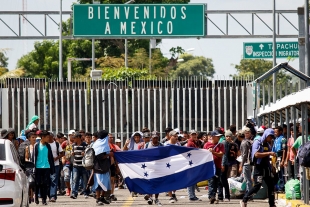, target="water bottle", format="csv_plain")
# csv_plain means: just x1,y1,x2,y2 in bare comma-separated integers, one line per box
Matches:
291,187,296,200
